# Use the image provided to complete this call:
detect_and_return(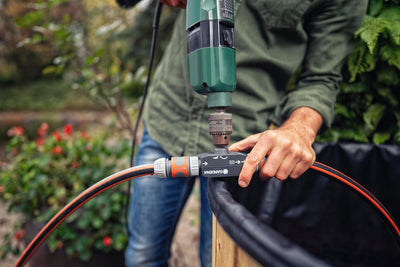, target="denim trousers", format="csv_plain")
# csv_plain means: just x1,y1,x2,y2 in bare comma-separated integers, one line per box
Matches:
125,127,212,267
